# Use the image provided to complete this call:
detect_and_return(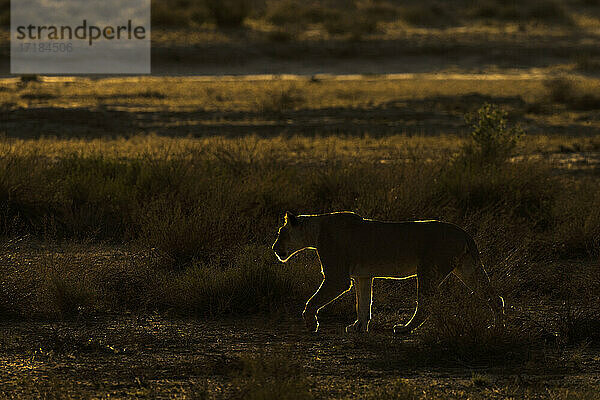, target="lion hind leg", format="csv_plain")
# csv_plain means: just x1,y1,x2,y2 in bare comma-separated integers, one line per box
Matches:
453,261,505,327
393,274,438,335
